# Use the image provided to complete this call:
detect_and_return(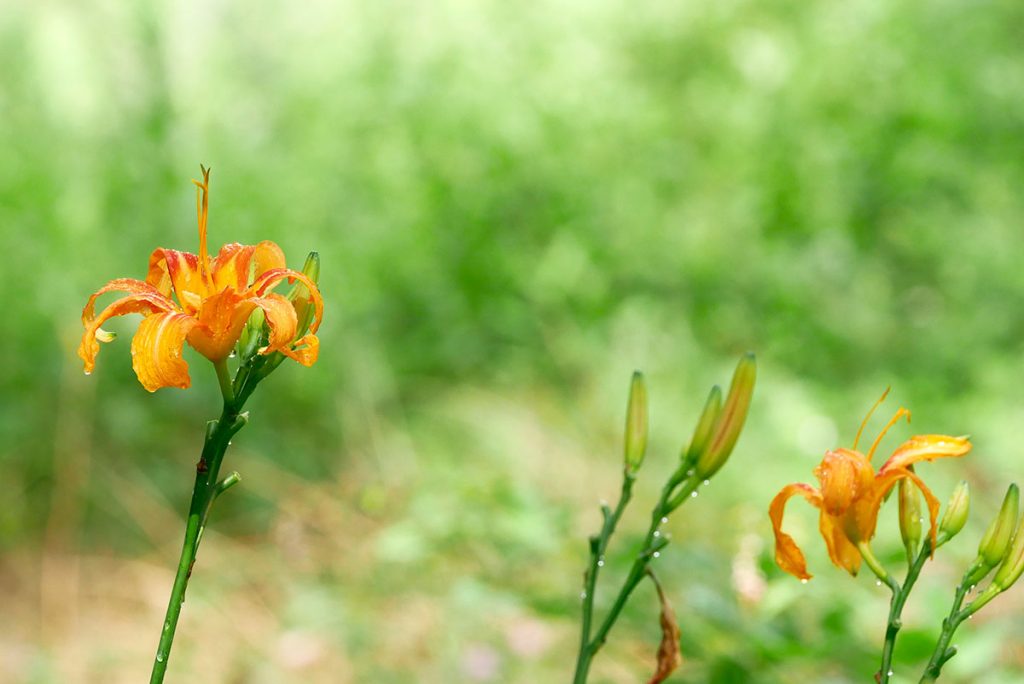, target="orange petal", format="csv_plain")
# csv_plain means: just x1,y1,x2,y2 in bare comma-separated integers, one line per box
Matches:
187,289,255,362
79,280,178,374
247,293,298,355
211,242,254,293
814,449,874,516
249,268,324,334
281,333,319,366
769,483,822,580
146,248,204,314
130,312,198,392
252,240,286,279
819,511,862,575
880,435,971,473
